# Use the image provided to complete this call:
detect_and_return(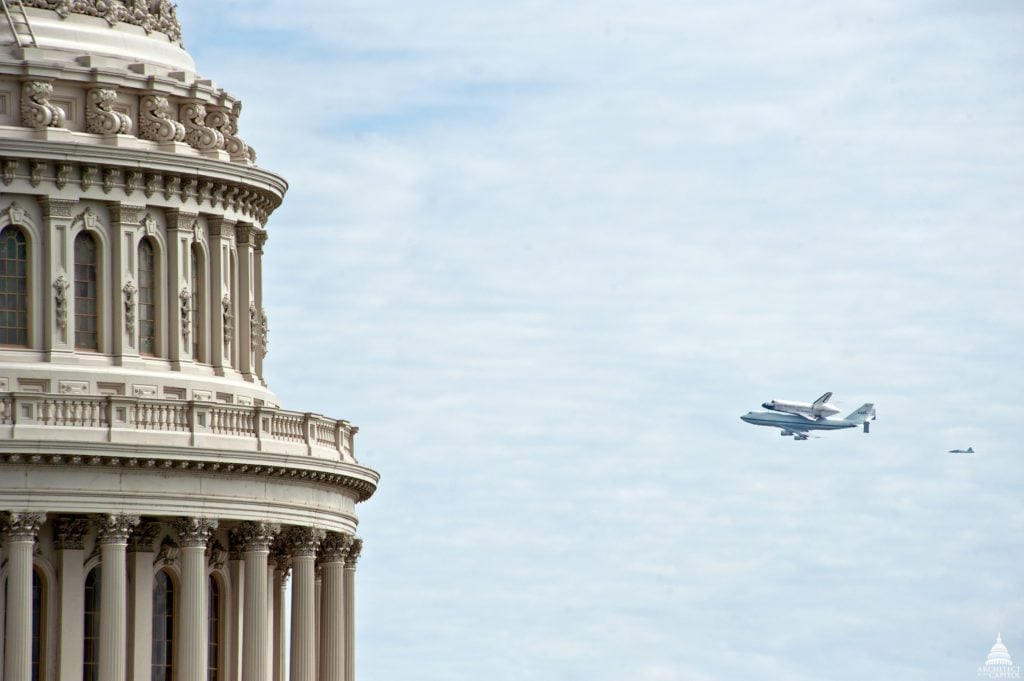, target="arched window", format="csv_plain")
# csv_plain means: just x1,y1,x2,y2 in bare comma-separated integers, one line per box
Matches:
152,570,175,681
138,238,157,356
208,575,221,681
31,567,47,681
74,232,99,351
191,244,203,362
0,226,29,346
83,566,101,681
